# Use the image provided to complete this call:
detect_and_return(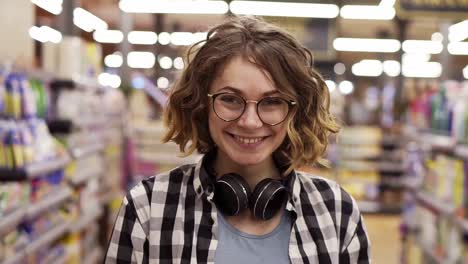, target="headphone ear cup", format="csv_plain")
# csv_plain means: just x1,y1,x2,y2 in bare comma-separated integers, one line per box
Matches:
214,173,252,216
250,179,287,220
